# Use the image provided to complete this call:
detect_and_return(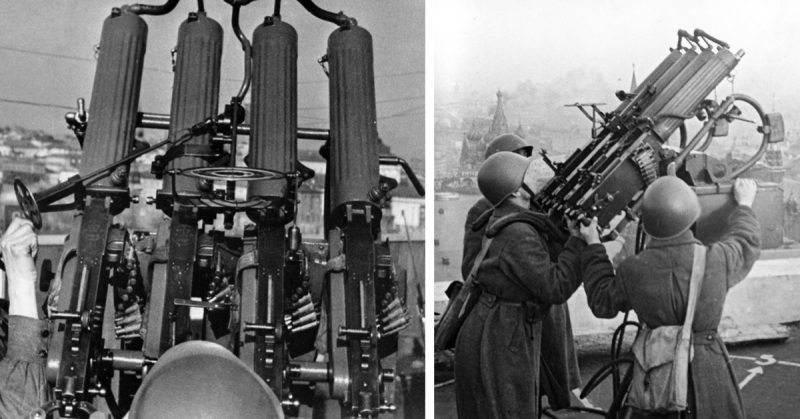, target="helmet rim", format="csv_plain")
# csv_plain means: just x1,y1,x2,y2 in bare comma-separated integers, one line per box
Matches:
641,176,701,239
485,133,533,159
477,152,533,205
